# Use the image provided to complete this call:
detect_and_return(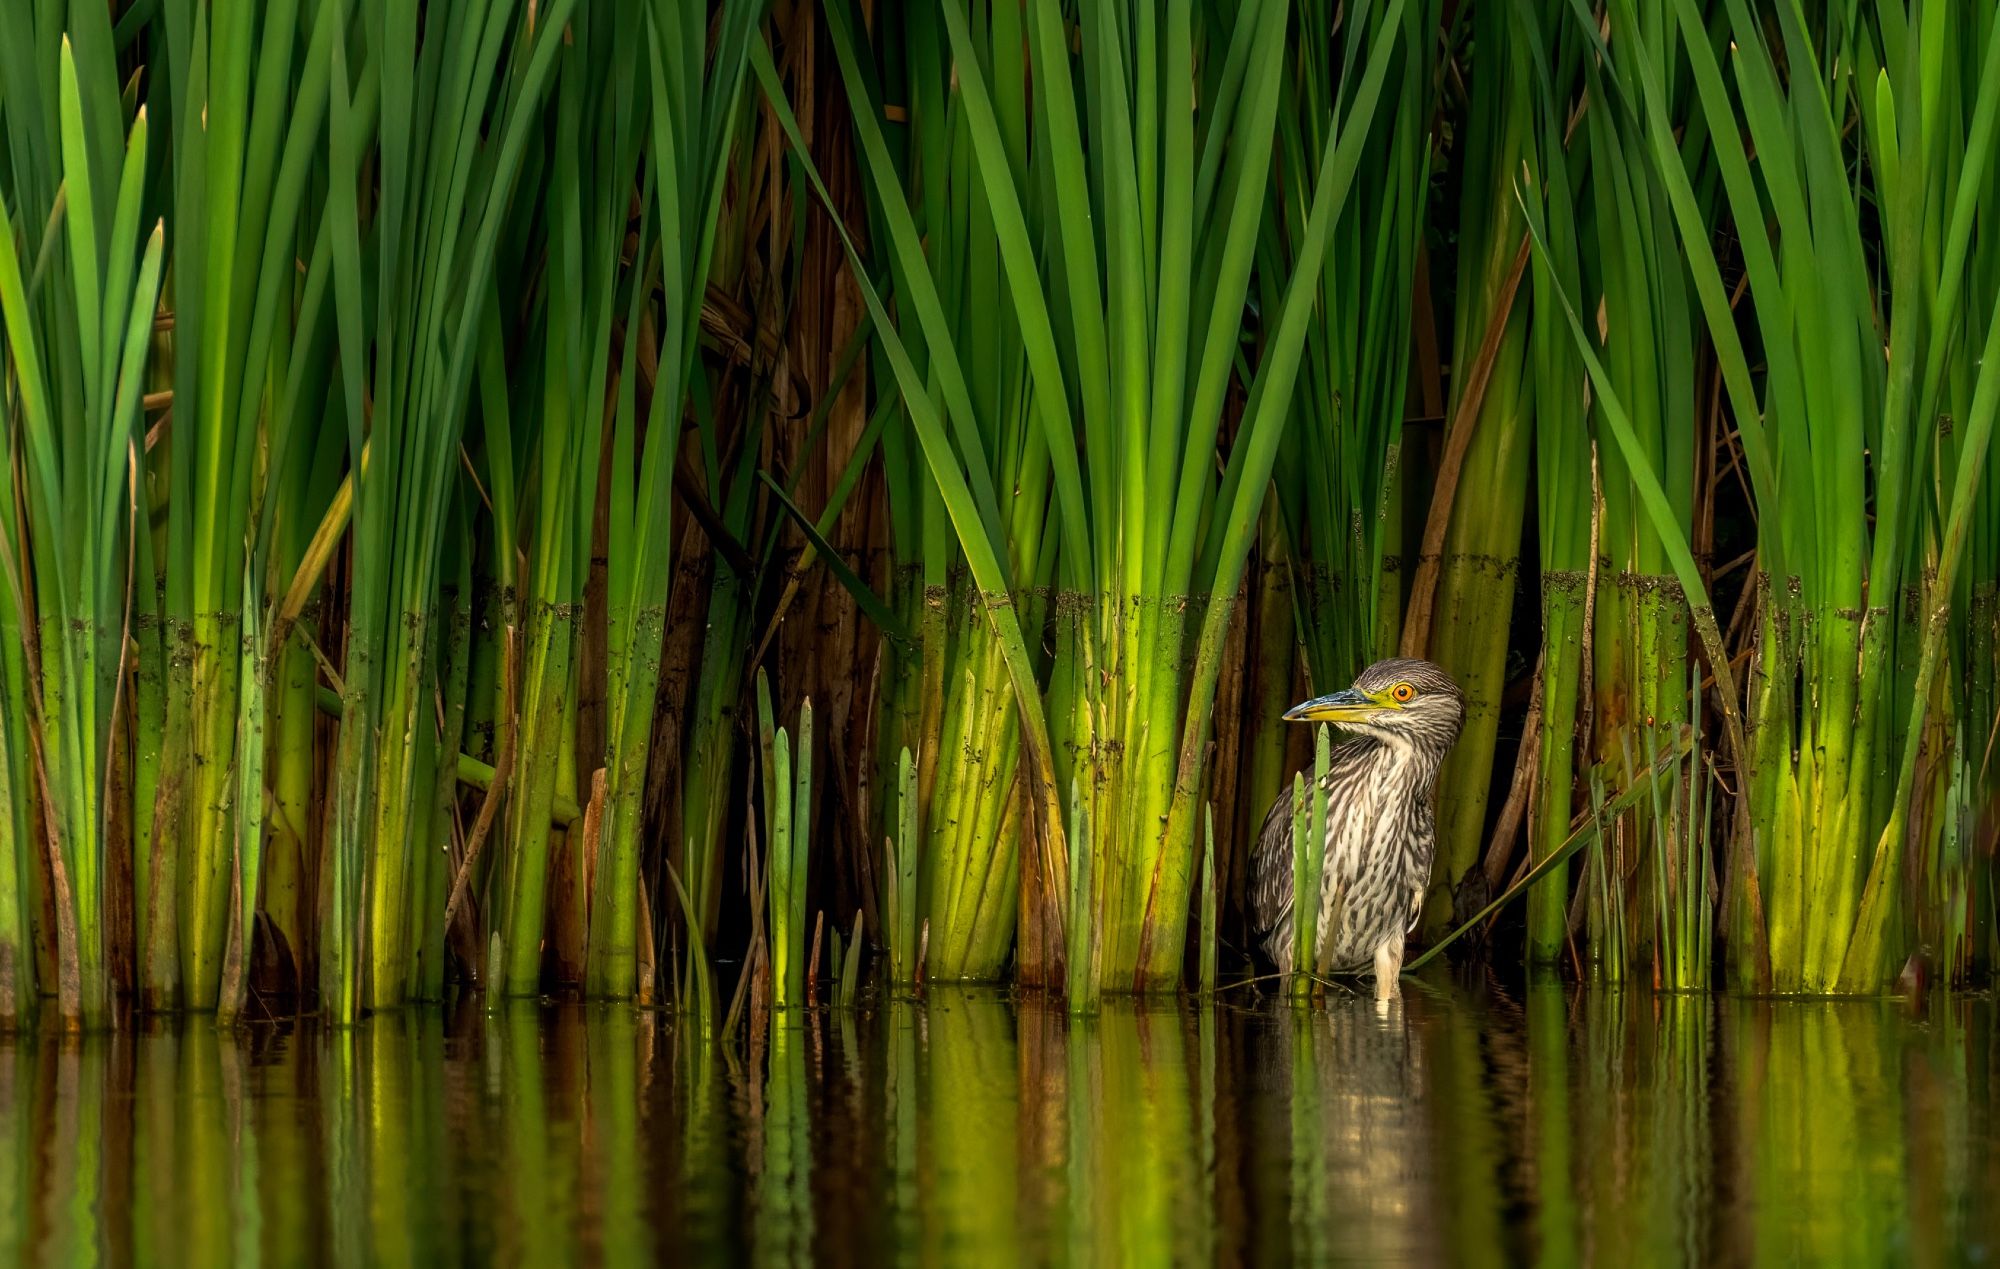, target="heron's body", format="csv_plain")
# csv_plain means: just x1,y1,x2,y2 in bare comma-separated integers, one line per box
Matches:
1249,733,1437,976
1248,658,1464,1000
